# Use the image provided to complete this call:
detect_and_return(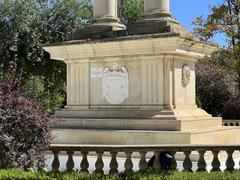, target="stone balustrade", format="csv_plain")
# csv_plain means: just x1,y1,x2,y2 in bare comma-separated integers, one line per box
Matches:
44,144,240,173
223,120,240,126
